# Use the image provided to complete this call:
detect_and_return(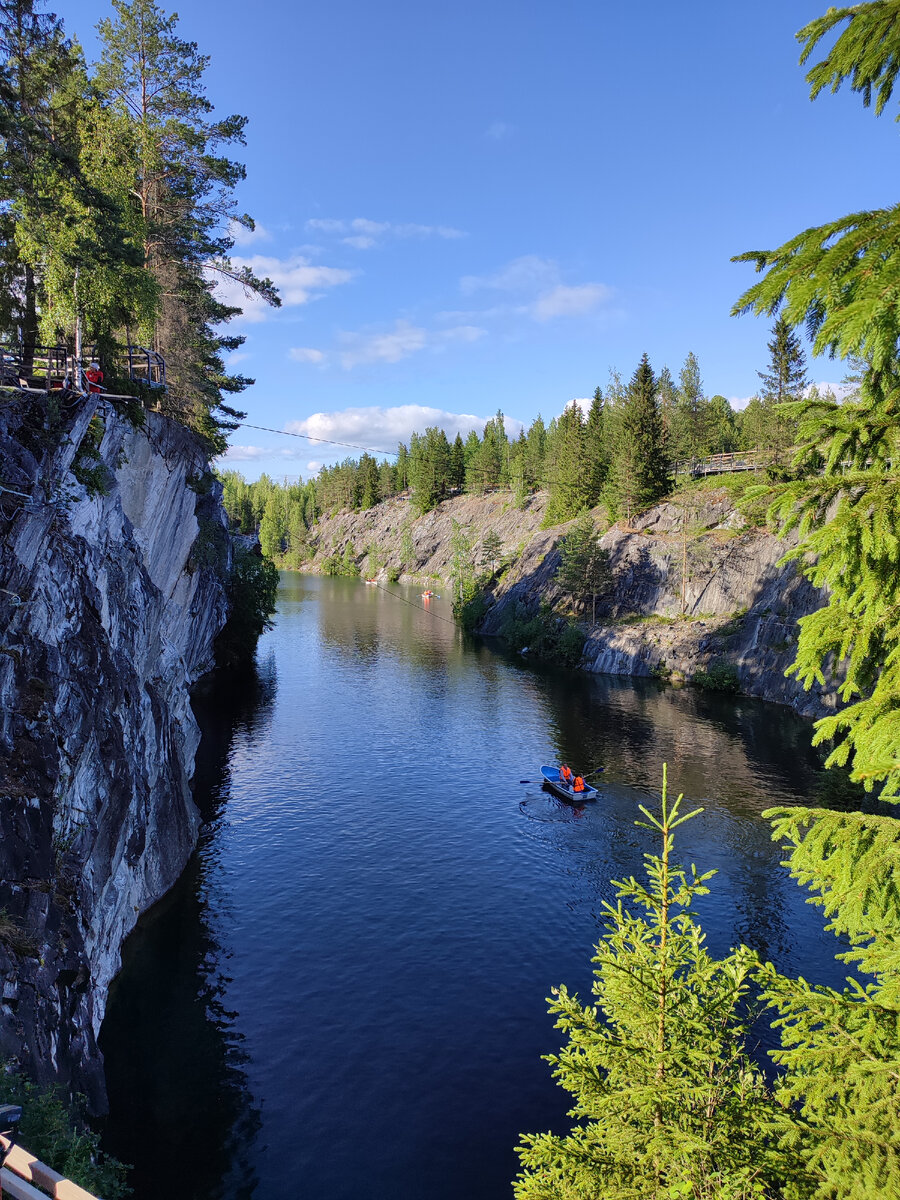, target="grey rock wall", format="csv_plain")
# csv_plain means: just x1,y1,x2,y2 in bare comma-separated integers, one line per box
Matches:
481,492,838,719
0,393,229,1108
